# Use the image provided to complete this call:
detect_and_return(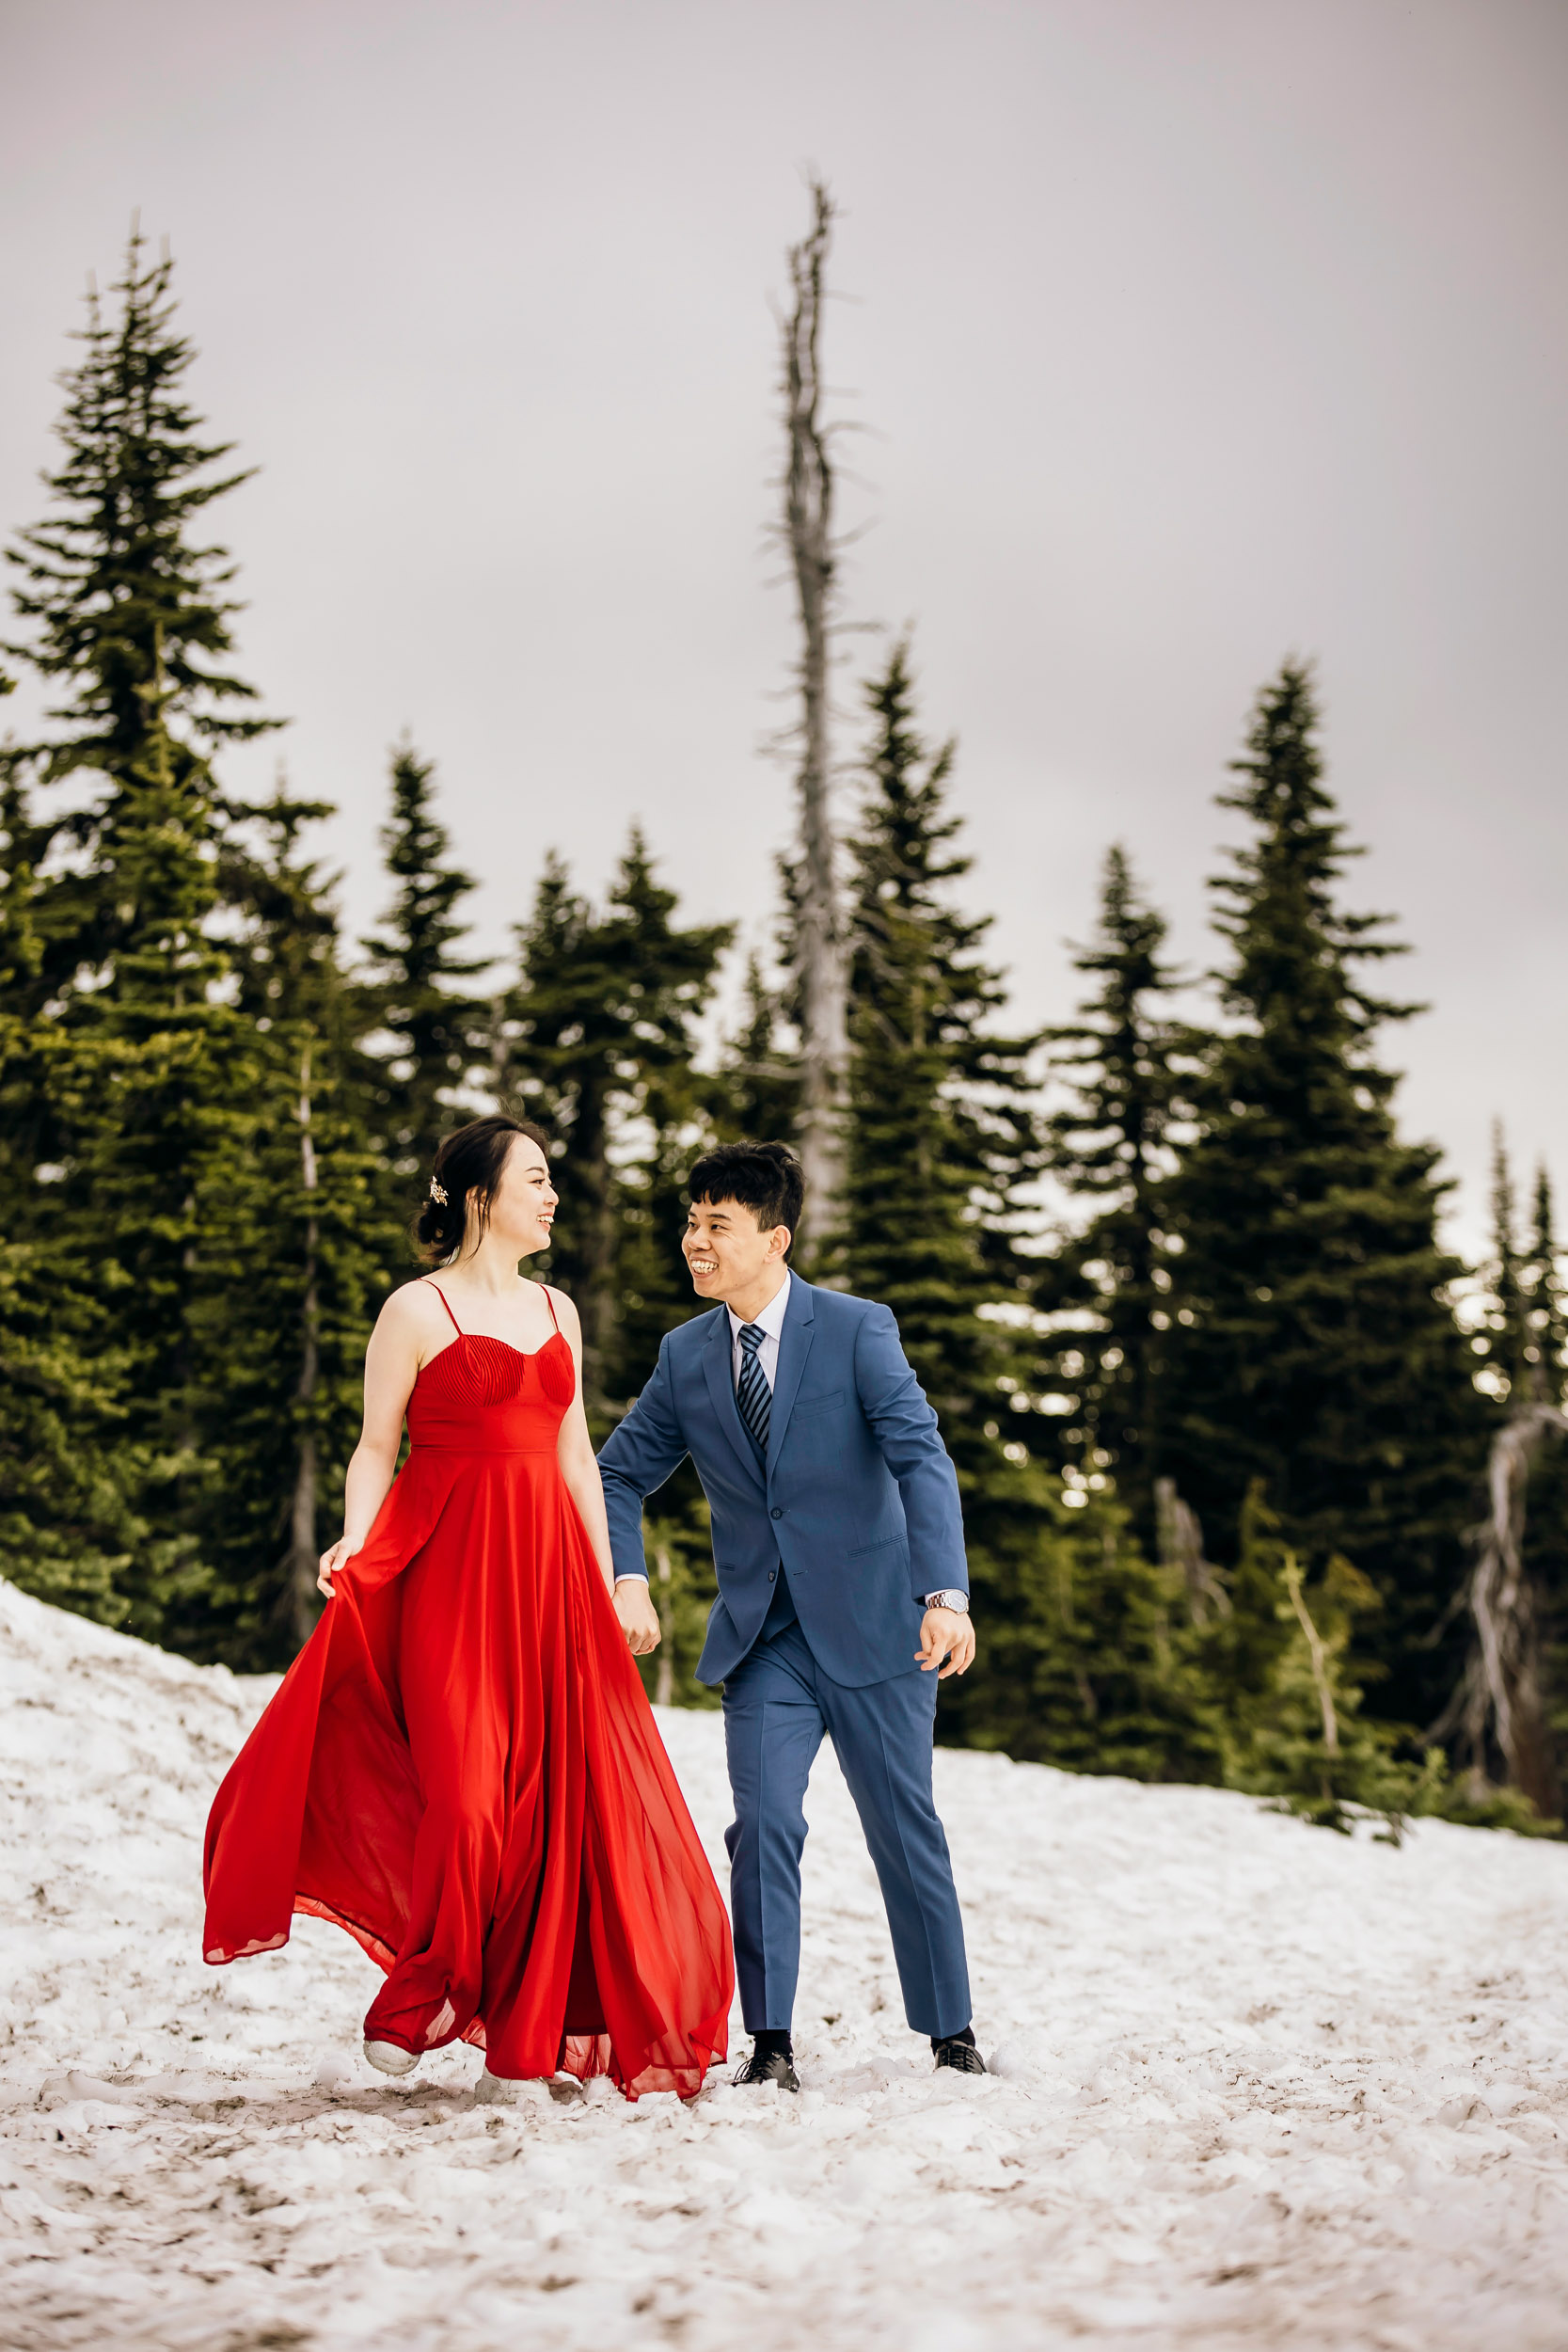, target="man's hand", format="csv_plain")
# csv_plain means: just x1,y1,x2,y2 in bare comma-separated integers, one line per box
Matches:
614,1578,663,1658
916,1606,975,1680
